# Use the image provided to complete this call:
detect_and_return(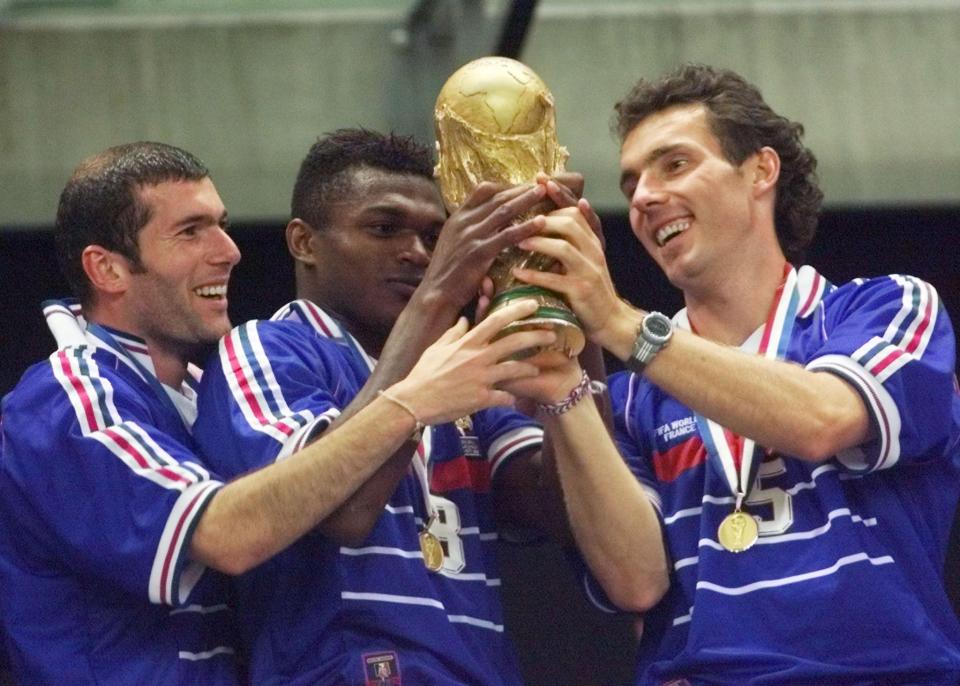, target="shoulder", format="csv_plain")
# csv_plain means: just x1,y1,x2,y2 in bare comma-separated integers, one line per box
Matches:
223,317,325,348
5,345,144,414
214,318,346,369
818,273,953,355
822,273,943,314
1,346,160,472
2,359,62,429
